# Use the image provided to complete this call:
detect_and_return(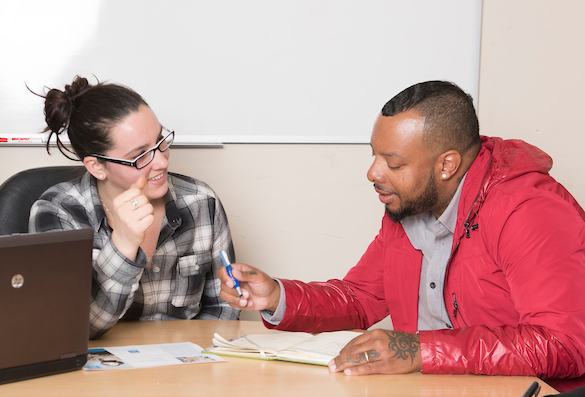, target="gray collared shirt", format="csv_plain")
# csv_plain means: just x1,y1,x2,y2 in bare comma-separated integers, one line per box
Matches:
400,174,466,331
